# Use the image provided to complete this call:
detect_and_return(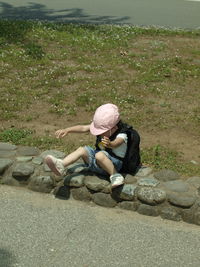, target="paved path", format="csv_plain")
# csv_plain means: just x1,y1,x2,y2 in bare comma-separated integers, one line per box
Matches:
0,185,200,267
0,0,200,29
